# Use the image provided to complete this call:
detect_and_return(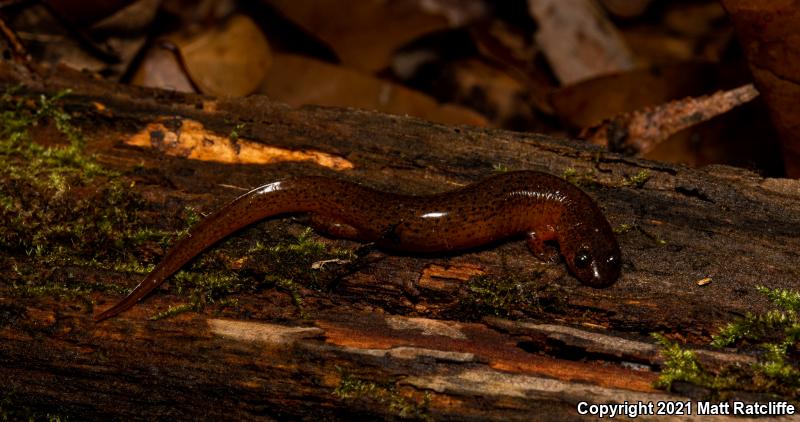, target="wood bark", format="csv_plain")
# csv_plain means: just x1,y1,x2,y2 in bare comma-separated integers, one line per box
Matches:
1,61,799,421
